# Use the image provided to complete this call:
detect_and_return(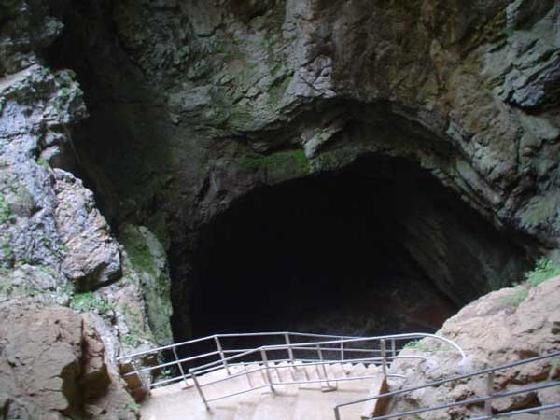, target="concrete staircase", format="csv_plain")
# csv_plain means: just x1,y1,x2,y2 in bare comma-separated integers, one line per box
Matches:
141,361,383,420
